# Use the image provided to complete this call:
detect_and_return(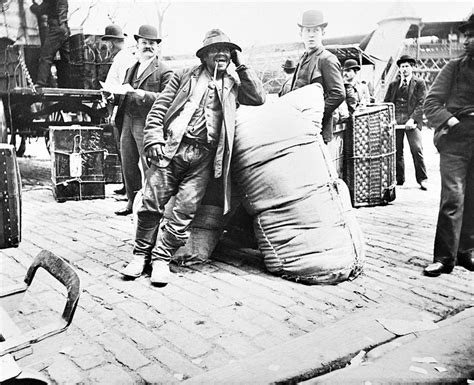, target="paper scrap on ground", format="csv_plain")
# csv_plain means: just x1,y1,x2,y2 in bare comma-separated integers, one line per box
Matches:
434,366,448,373
412,356,438,364
100,81,134,95
350,350,366,367
409,365,428,375
376,317,439,336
